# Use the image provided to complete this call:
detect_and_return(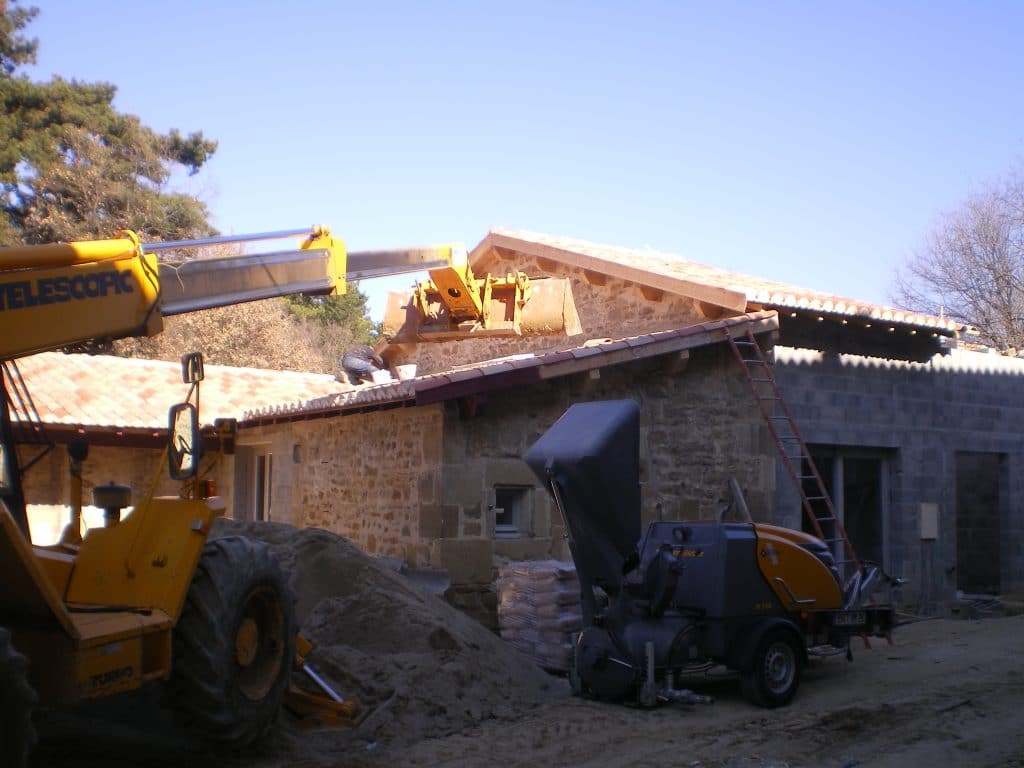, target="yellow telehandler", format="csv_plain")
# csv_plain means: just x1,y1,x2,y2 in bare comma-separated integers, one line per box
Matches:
0,226,582,766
